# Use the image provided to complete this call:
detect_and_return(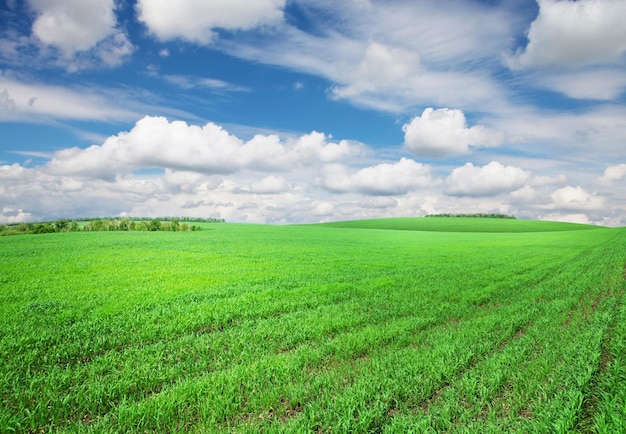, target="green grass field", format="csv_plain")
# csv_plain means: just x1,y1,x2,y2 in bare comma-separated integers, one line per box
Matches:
319,216,599,232
1,218,626,433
